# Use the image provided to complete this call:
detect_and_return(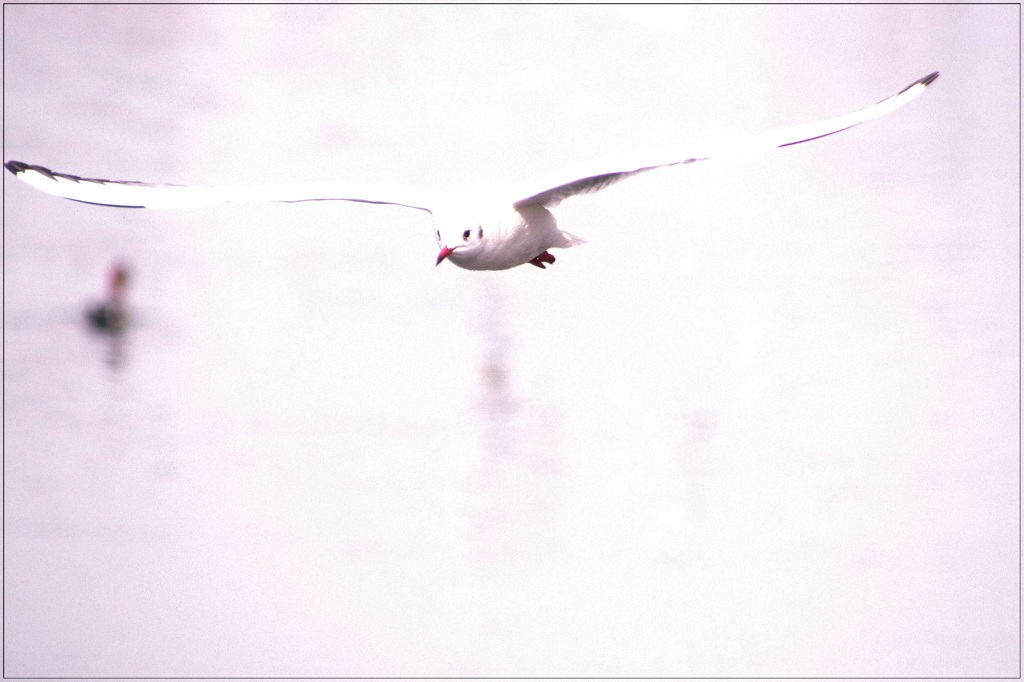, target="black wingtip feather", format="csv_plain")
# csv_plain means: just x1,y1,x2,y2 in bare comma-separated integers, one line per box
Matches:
900,72,939,95
5,160,30,175
5,160,62,180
